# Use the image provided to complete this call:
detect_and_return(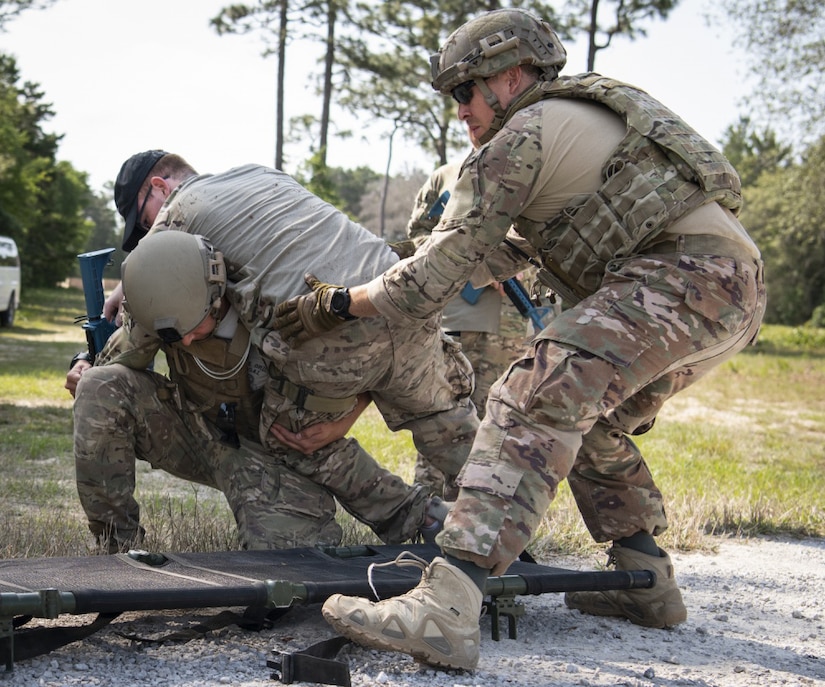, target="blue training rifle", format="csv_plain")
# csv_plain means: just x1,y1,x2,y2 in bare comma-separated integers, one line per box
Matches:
428,190,546,328
76,248,118,360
